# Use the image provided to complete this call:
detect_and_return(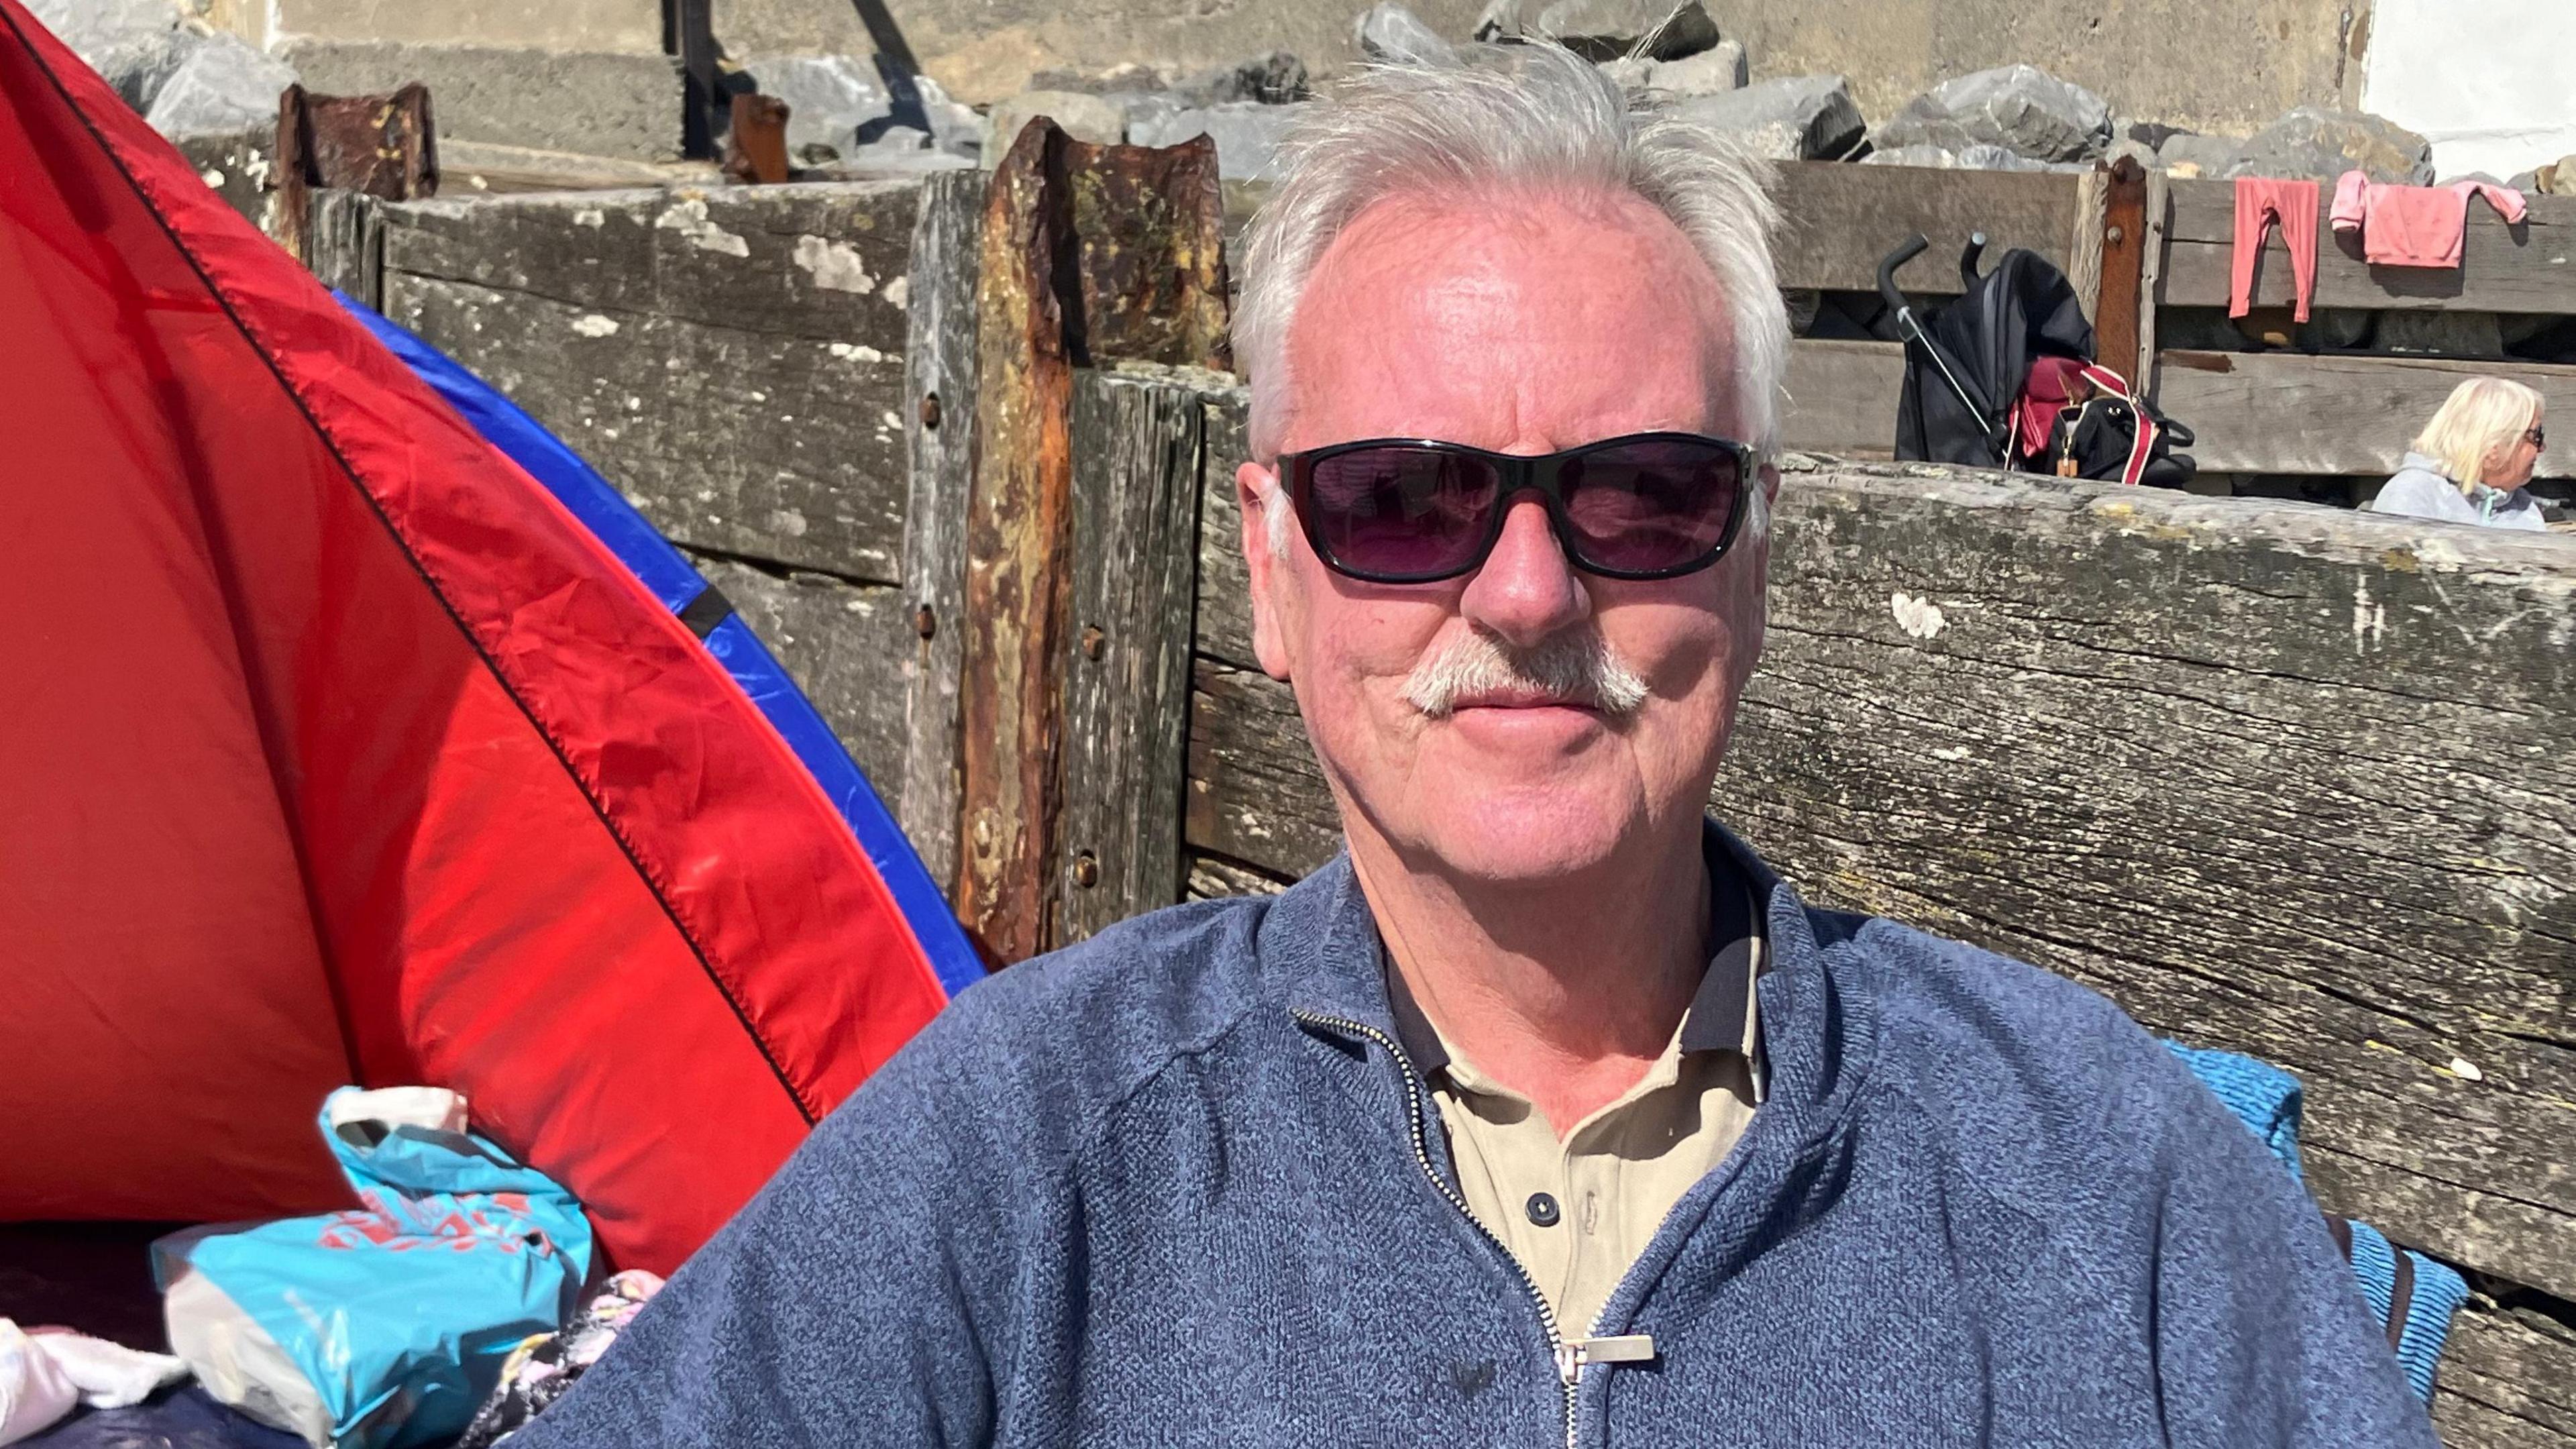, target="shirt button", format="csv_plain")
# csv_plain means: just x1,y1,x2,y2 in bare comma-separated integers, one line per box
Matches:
1525,1192,1561,1227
